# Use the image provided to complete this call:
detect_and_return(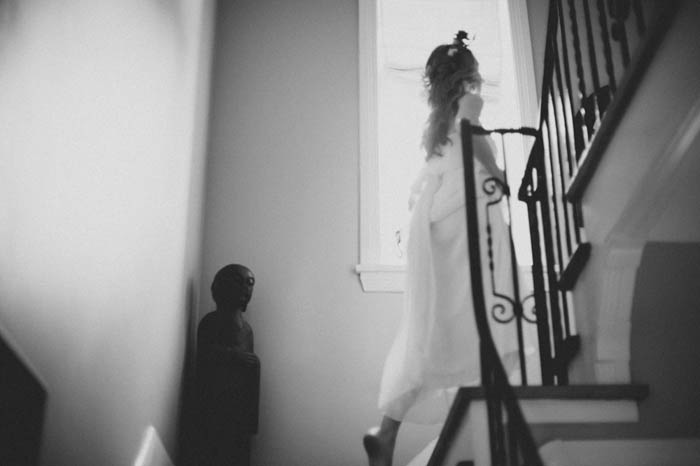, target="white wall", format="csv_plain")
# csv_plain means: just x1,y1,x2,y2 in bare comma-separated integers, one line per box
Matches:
0,1,214,464
526,0,548,98
201,0,440,464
